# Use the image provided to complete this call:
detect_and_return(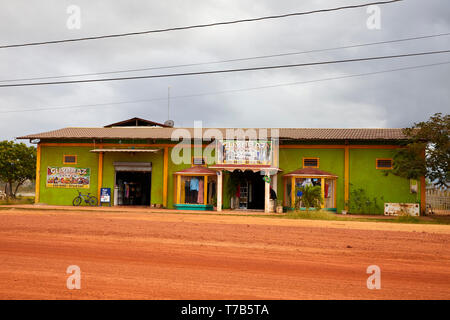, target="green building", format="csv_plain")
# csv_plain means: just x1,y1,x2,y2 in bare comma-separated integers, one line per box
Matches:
18,117,425,214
